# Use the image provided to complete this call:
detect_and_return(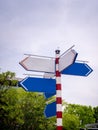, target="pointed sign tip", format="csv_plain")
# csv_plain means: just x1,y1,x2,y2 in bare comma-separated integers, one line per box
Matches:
85,64,93,76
